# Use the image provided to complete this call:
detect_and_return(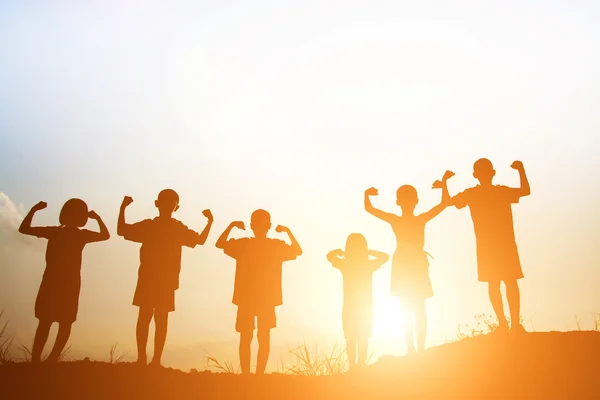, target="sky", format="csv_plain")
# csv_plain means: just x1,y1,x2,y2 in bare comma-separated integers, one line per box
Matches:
1,0,599,371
